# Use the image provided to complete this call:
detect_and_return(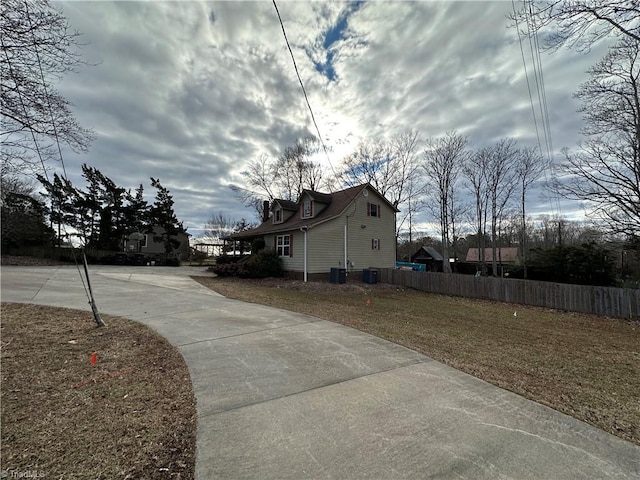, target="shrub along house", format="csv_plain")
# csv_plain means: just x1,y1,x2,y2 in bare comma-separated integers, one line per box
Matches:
225,183,398,281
